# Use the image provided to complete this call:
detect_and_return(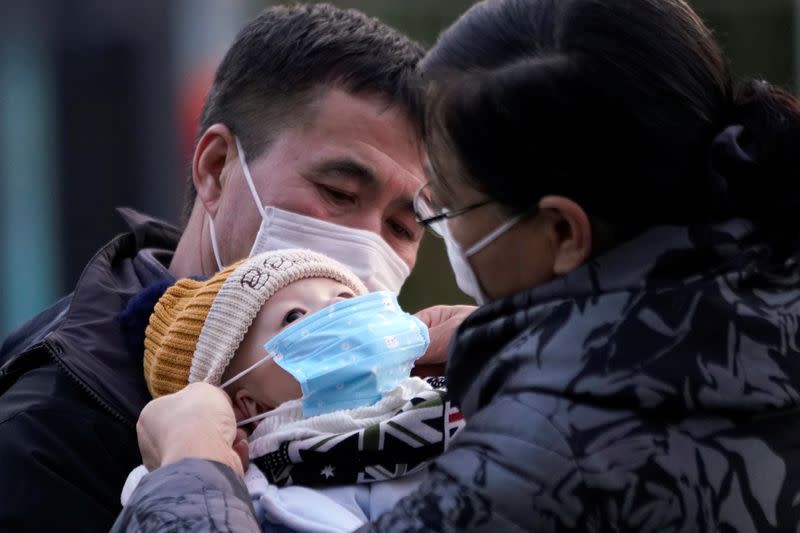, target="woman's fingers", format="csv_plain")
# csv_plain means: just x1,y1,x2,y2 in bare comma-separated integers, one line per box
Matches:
136,383,244,475
412,305,476,375
233,428,250,473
